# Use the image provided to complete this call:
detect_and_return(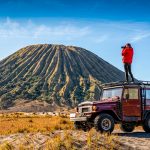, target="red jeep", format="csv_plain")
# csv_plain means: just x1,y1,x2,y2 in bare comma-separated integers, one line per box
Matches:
70,81,150,133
